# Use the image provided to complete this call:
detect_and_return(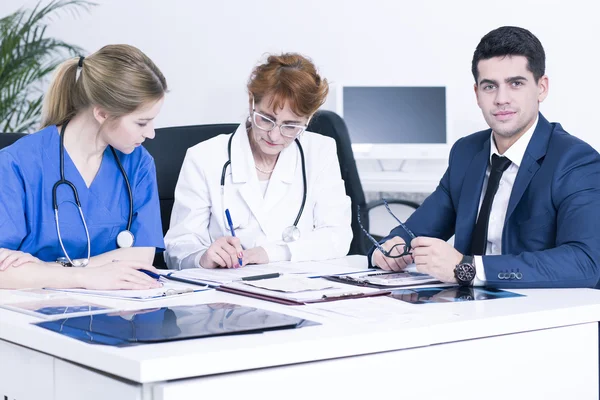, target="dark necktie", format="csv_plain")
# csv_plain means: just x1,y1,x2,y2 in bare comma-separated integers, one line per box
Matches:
470,154,512,255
